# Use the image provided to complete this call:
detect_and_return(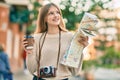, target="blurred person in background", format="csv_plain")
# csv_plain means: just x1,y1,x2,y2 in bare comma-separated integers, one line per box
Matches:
0,44,13,80
22,3,88,80
22,49,29,74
